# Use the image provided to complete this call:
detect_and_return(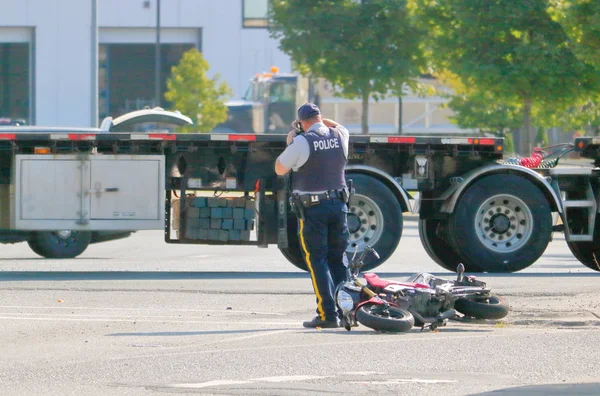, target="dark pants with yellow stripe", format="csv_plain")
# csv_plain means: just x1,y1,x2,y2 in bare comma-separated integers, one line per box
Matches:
298,198,350,322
